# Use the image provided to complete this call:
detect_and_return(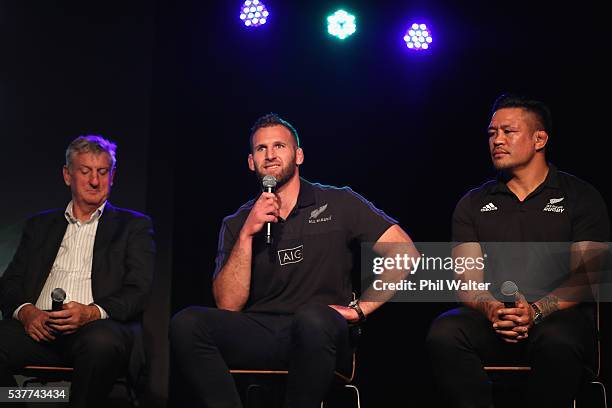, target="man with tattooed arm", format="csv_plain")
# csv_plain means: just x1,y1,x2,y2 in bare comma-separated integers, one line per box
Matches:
427,94,610,407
